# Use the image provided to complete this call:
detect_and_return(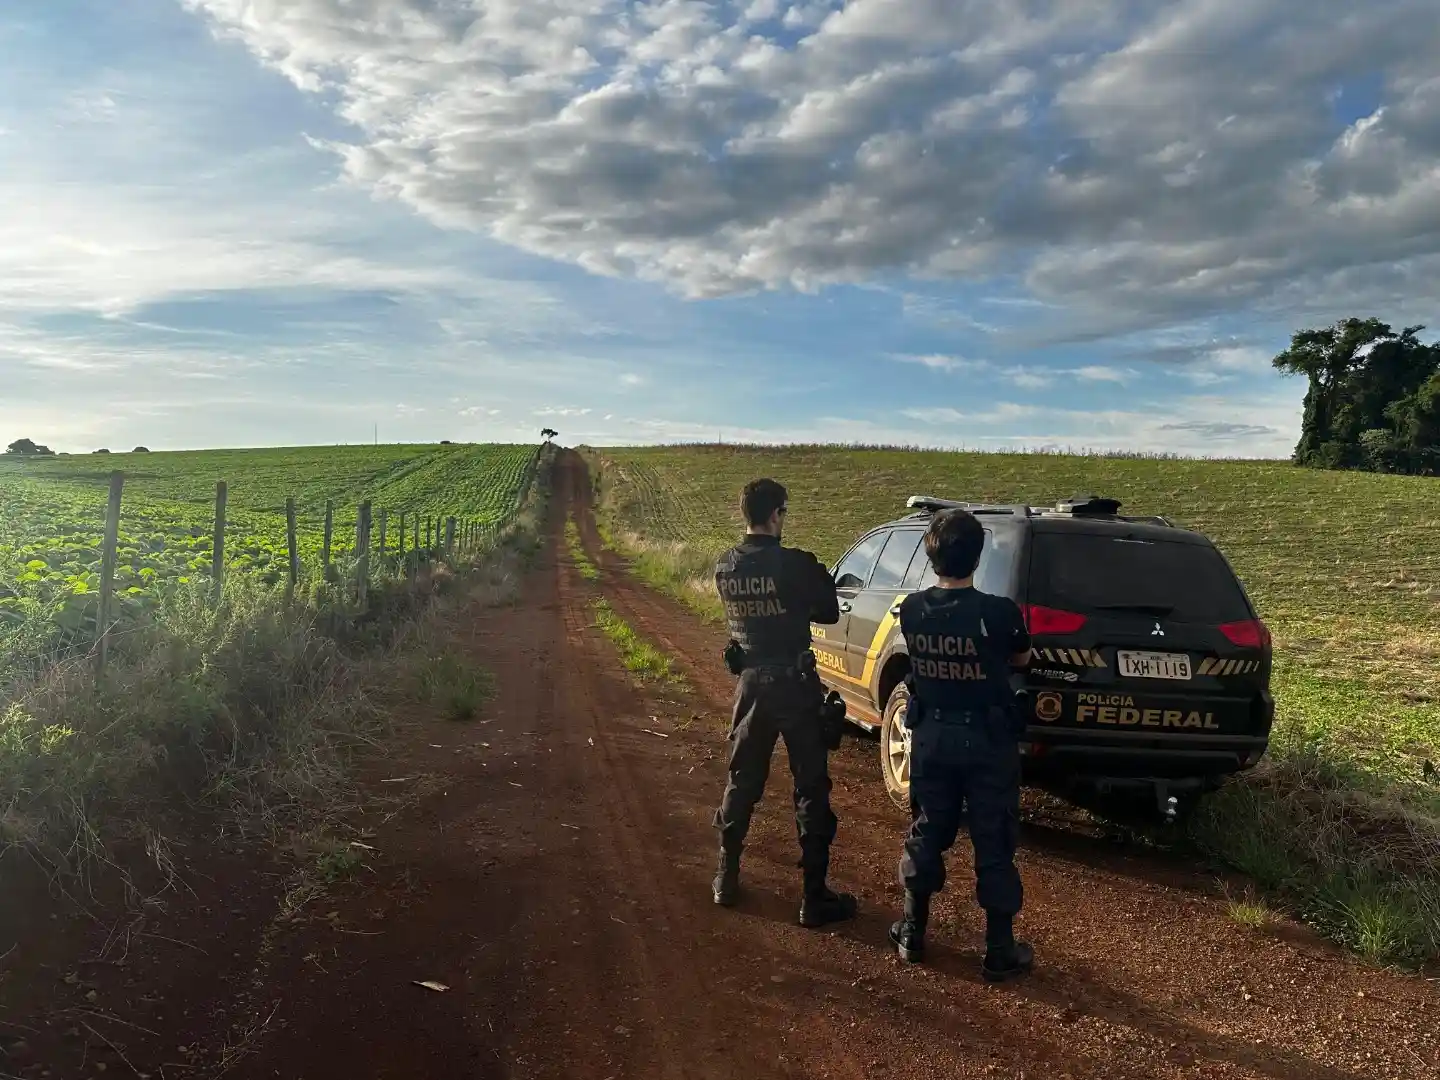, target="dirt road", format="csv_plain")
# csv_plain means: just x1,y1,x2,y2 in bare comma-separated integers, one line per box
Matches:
5,451,1438,1079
